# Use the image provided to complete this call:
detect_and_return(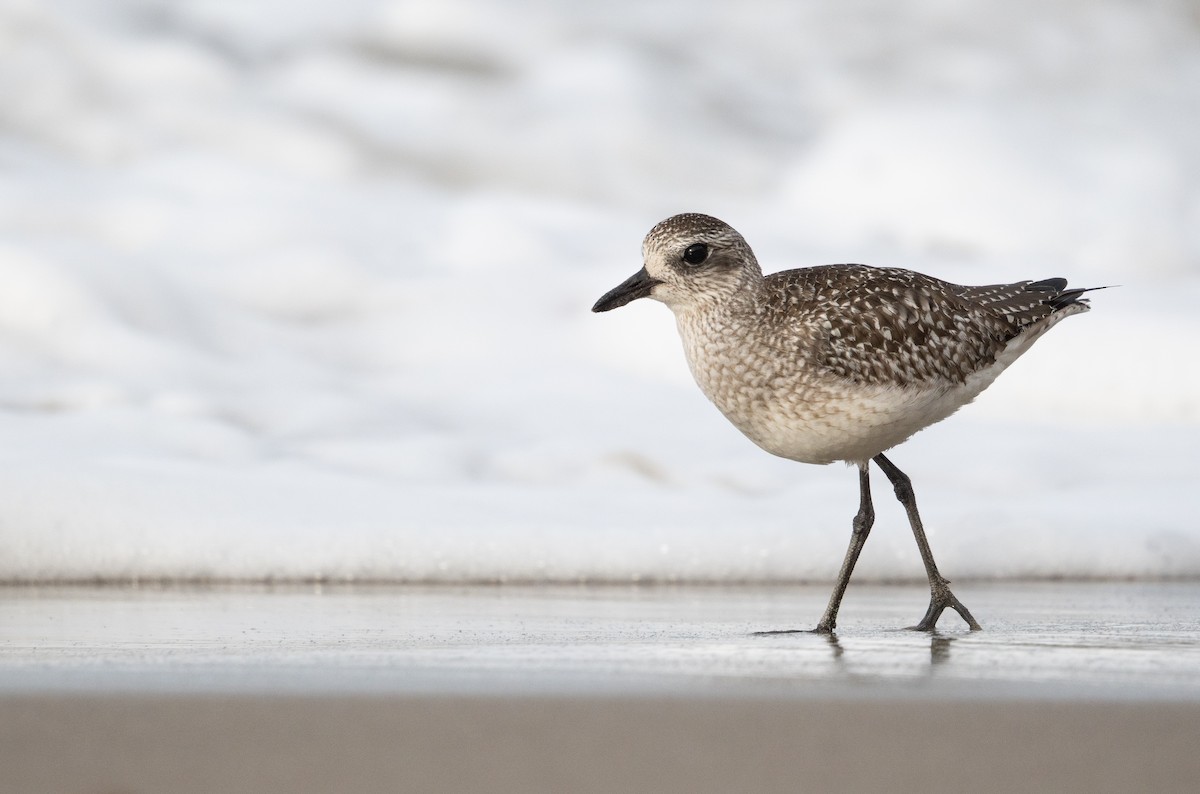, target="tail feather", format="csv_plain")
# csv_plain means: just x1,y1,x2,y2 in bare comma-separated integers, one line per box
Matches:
953,278,1107,337
1046,284,1111,310
1026,277,1068,293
